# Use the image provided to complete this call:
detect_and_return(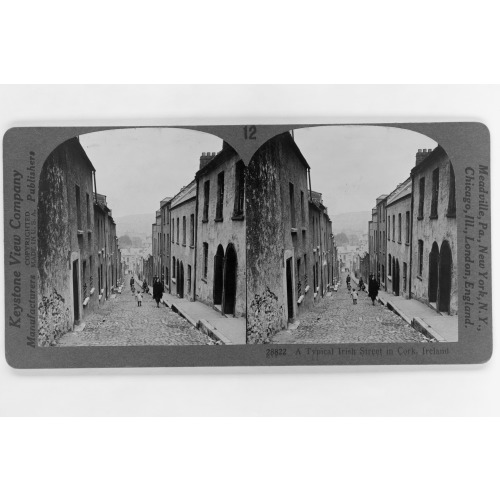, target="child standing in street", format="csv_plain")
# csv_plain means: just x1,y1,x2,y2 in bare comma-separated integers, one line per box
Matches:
136,290,143,307
351,288,358,305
